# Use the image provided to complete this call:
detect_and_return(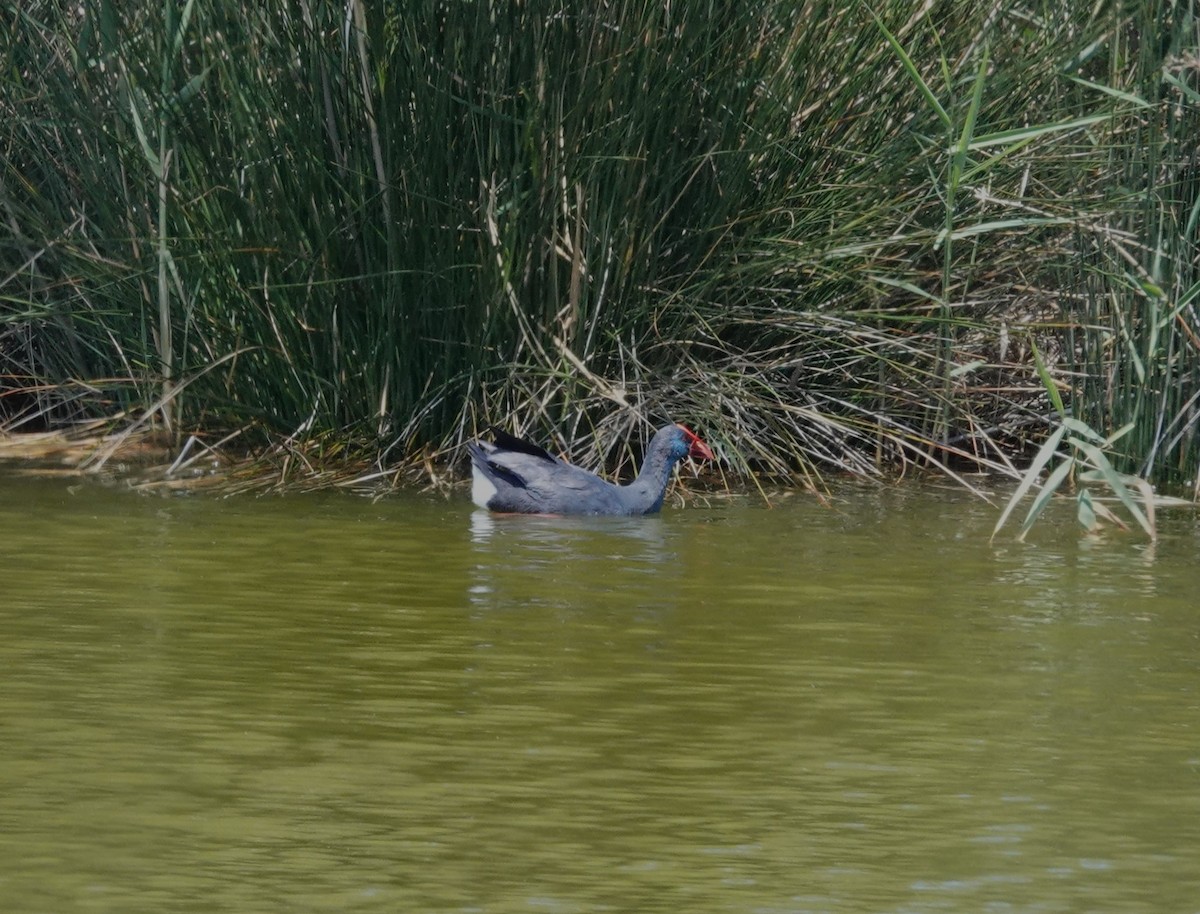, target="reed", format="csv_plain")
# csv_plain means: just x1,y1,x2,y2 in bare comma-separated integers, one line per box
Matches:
1061,2,1200,490
2,0,1197,492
